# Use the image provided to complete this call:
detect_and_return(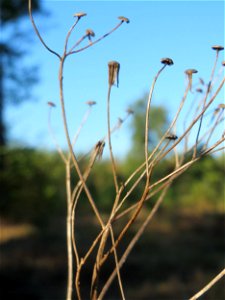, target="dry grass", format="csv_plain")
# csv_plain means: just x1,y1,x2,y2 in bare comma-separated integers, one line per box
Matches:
0,220,36,244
